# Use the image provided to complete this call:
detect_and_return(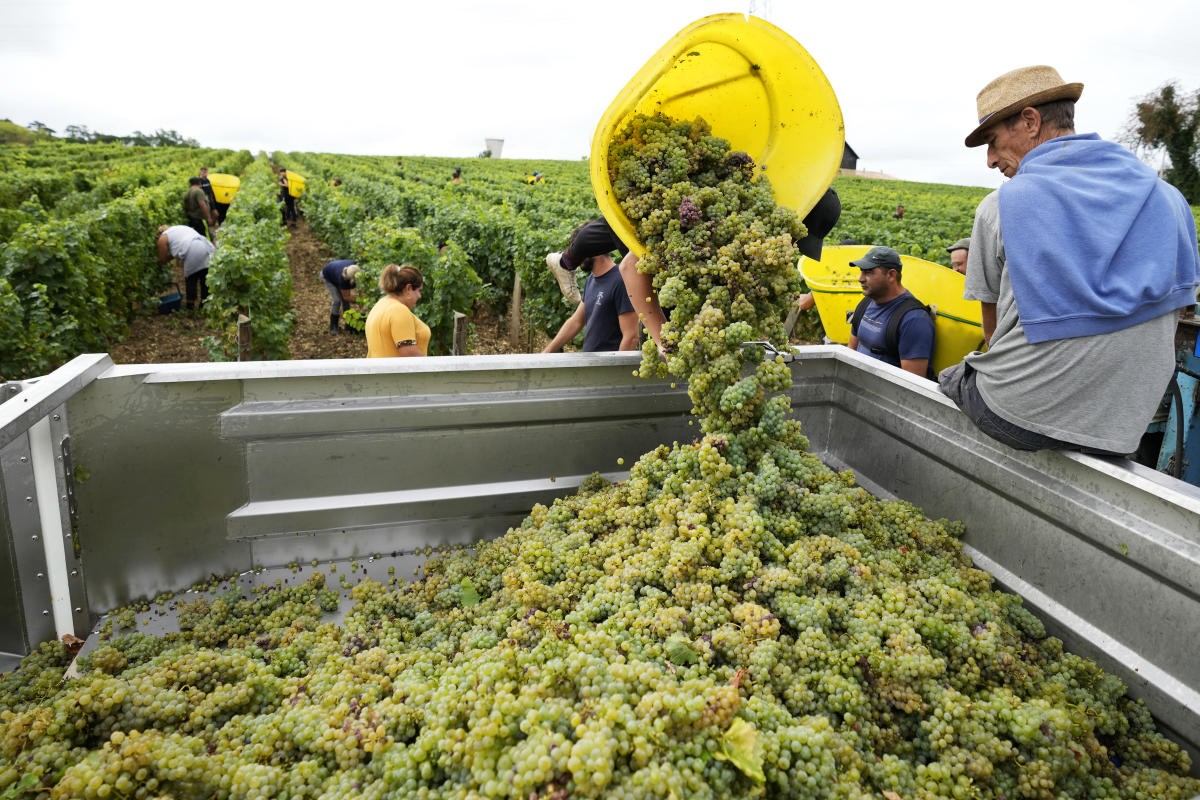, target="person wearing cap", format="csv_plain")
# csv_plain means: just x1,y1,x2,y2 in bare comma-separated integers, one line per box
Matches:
938,65,1200,455
846,246,934,377
320,259,362,336
542,222,638,354
946,238,970,274
546,217,628,307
